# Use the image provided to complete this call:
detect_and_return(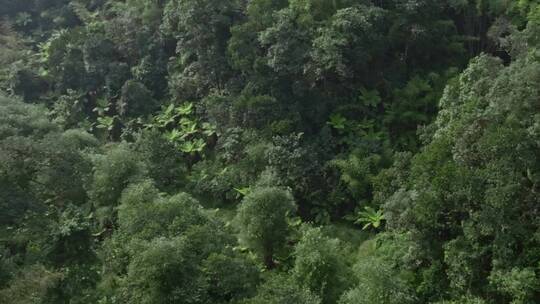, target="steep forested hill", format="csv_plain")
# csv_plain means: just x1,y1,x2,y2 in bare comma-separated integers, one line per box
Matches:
1,1,539,303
